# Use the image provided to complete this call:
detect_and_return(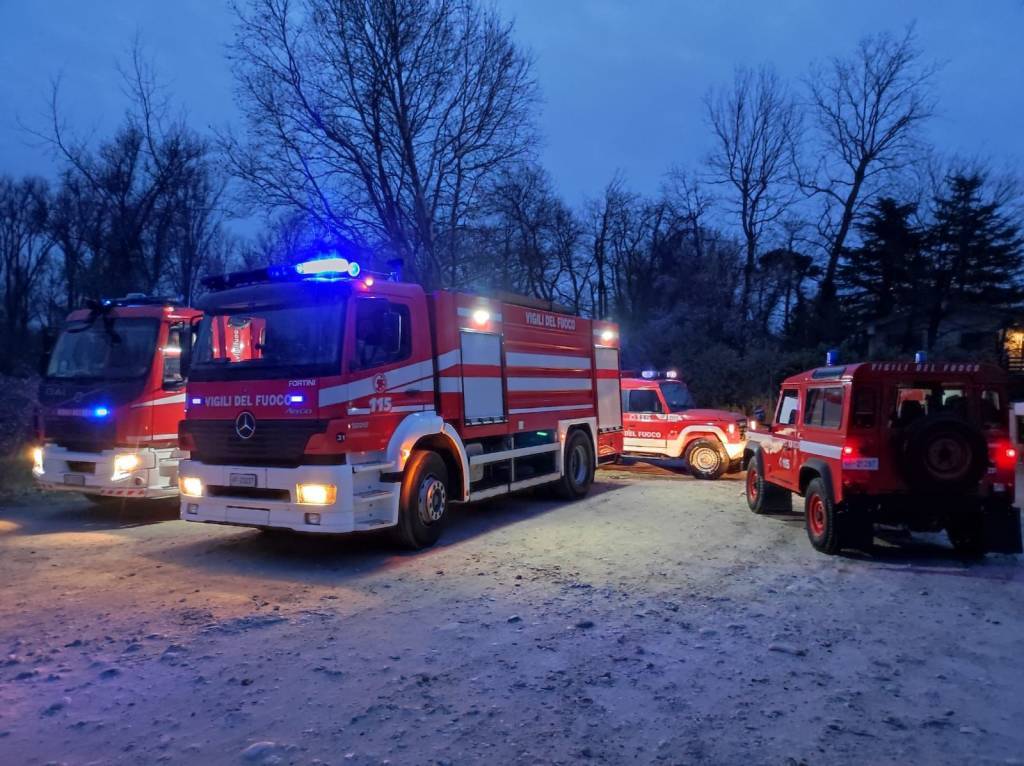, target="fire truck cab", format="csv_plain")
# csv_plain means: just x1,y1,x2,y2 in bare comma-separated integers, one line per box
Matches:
33,296,199,502
744,360,1023,556
177,257,623,548
620,371,746,479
